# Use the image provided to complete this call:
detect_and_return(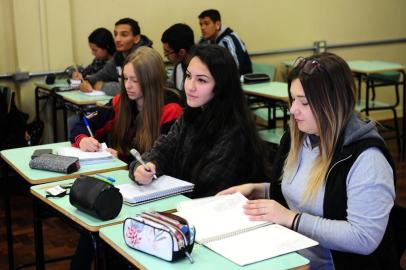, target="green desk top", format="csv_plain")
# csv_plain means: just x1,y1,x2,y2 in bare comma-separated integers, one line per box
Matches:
347,60,405,74
57,90,112,106
30,170,189,232
242,81,289,102
0,142,127,184
100,222,309,270
35,79,70,91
